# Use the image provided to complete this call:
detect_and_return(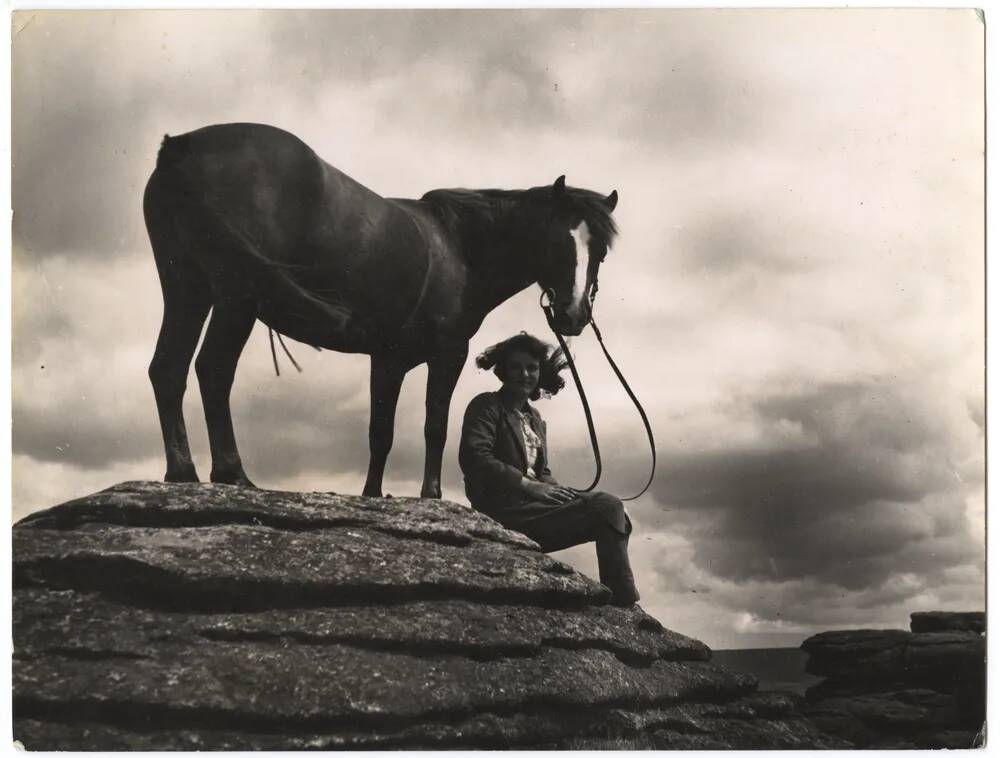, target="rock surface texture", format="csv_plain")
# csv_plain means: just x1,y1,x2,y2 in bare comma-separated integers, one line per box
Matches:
800,612,986,749
13,481,843,750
